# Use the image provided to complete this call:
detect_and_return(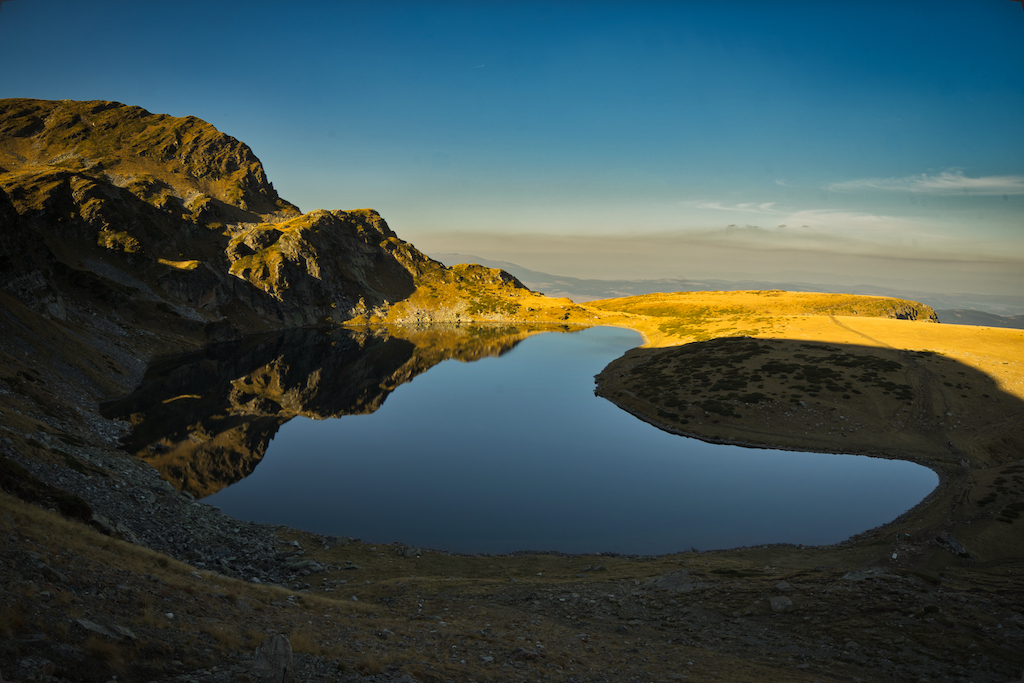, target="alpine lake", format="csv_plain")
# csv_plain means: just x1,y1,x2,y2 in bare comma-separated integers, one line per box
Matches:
105,324,938,556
